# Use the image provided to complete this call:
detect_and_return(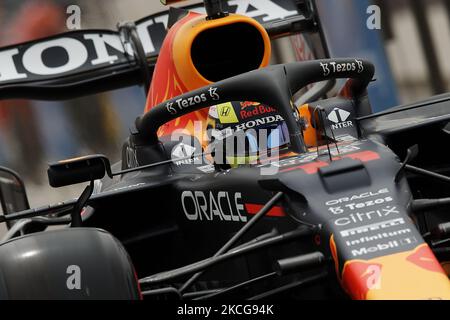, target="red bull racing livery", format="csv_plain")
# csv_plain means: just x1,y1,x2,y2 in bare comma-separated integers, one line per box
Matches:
0,0,448,300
